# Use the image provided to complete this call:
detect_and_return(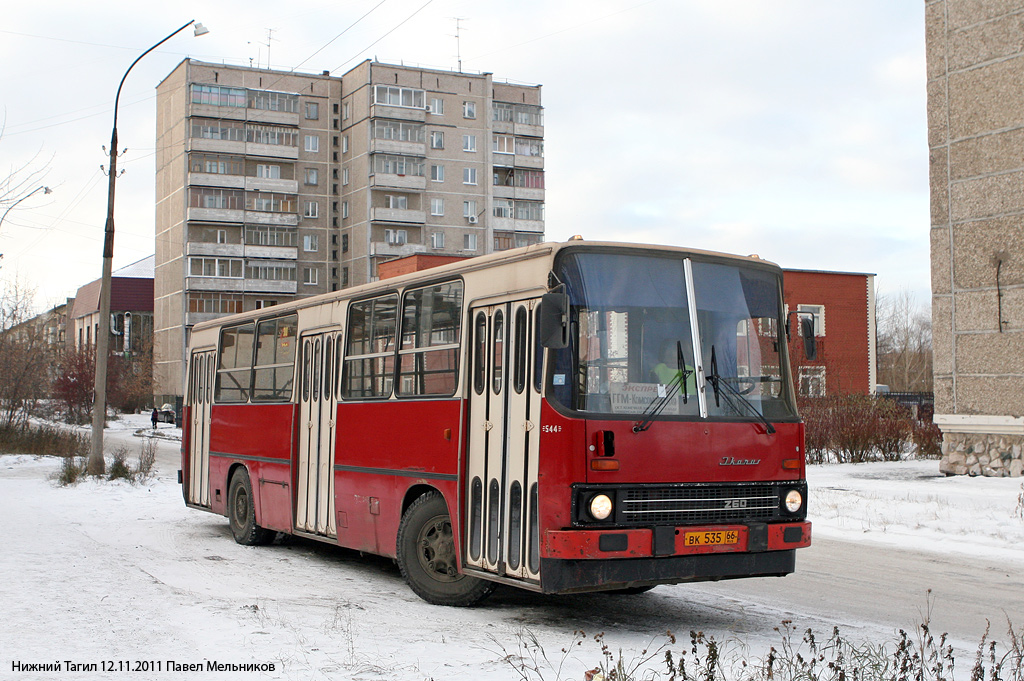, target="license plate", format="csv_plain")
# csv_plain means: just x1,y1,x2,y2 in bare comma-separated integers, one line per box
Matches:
684,530,739,547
